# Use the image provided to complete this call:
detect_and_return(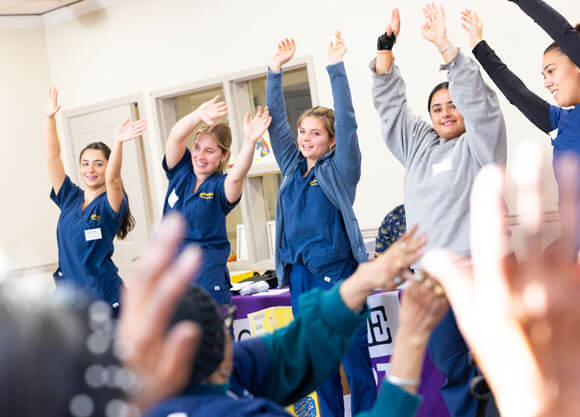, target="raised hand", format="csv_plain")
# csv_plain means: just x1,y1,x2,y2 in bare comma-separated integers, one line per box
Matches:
243,106,272,143
385,8,401,37
46,86,61,118
269,38,296,73
461,9,483,49
115,118,148,143
339,224,427,313
116,214,203,412
362,224,427,291
421,3,449,47
328,30,347,65
423,146,580,417
194,96,228,126
399,278,448,336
